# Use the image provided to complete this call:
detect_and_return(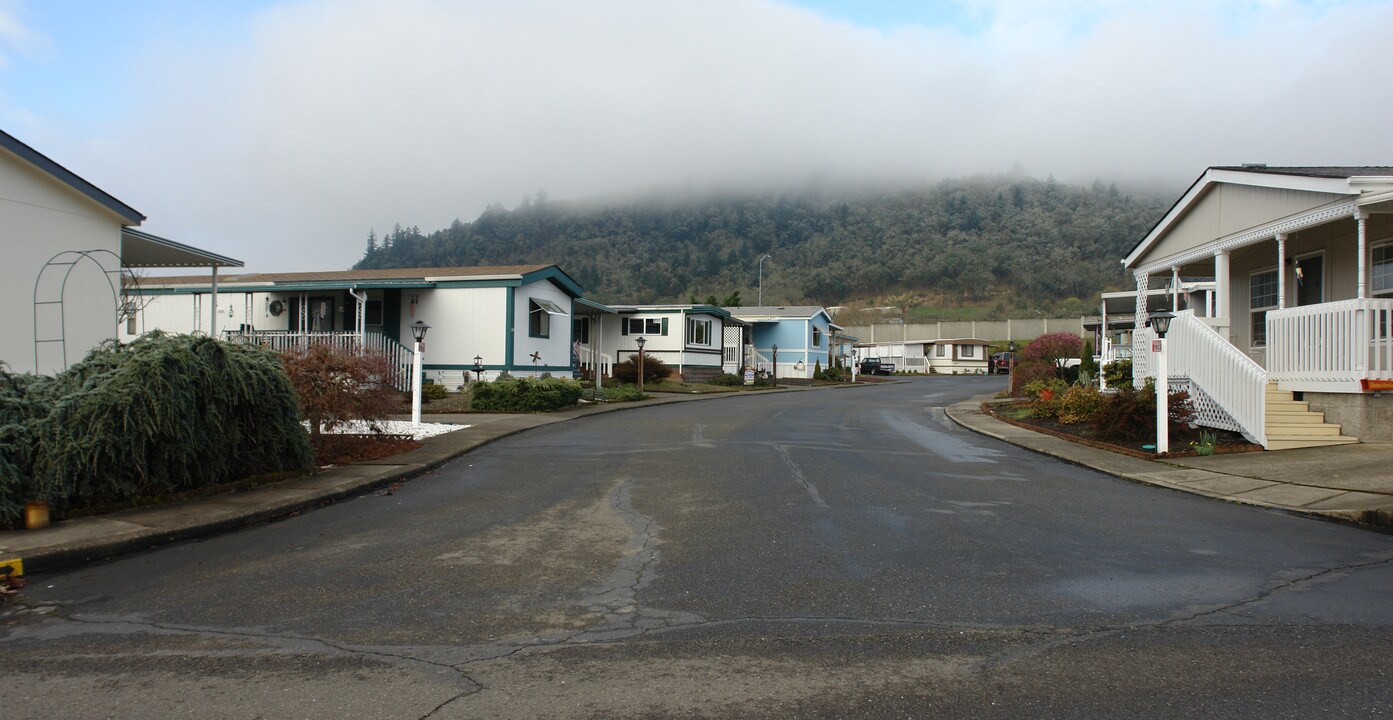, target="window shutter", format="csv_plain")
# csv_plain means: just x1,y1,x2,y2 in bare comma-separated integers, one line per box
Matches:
661,318,669,336
621,319,629,335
